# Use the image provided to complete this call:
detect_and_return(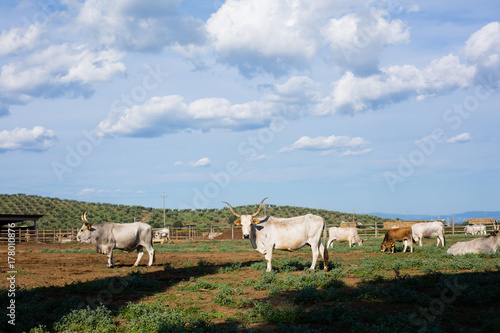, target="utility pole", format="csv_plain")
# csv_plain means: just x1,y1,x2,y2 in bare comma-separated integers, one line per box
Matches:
162,193,167,228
